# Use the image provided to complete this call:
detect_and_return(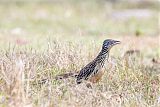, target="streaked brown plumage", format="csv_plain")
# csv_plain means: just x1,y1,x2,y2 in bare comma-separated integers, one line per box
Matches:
76,39,120,84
